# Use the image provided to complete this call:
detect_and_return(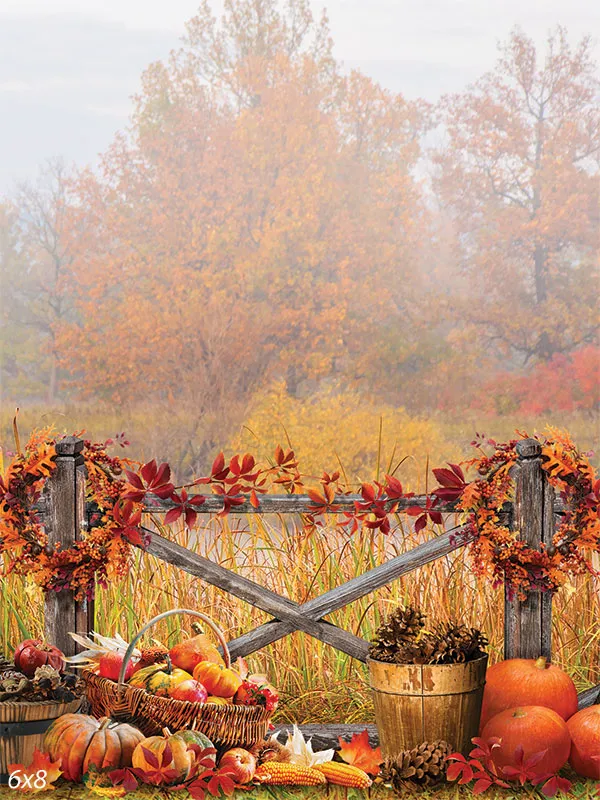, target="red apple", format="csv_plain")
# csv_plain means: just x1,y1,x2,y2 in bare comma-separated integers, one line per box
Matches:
219,748,257,784
98,651,135,682
169,679,209,704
